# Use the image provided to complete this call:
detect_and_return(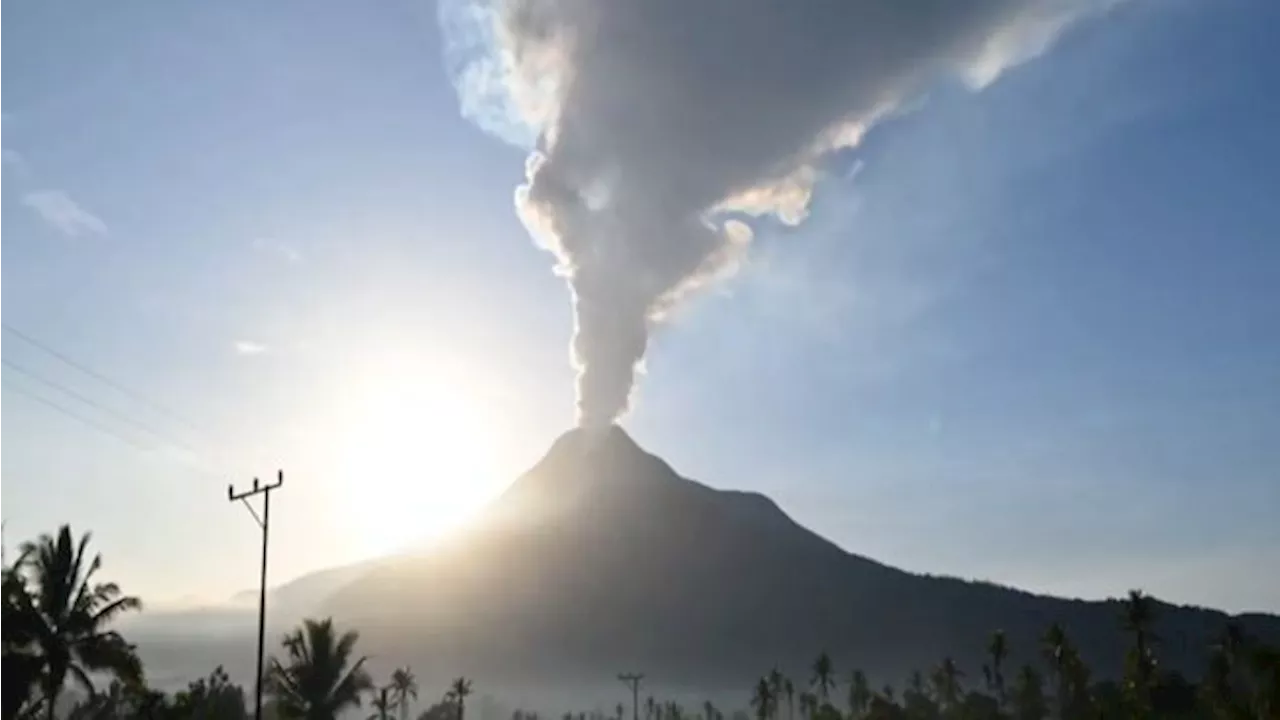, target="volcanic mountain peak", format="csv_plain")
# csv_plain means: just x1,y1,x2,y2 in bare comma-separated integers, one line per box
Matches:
500,424,687,510
535,424,652,474
309,429,1280,690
